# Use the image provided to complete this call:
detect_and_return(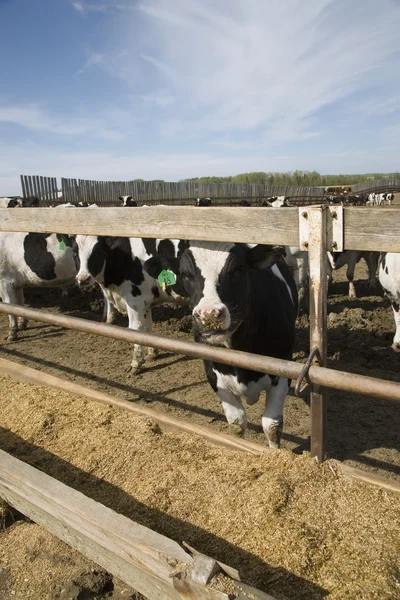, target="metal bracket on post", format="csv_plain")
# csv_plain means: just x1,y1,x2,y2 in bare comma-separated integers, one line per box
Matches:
299,206,343,251
294,347,322,397
328,205,343,252
298,208,310,251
